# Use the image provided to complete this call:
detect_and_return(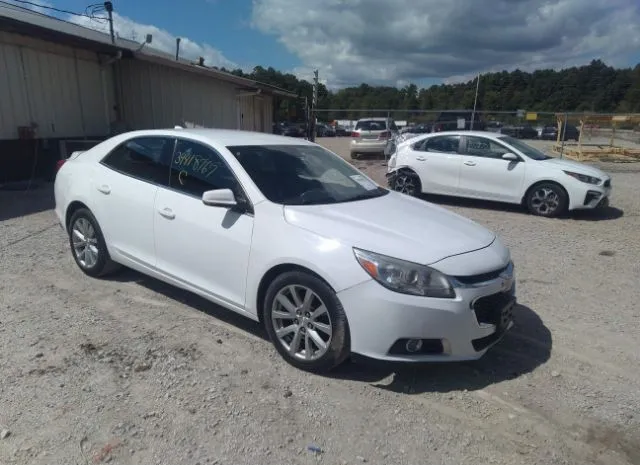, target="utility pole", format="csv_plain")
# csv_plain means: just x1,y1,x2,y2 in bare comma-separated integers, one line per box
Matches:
310,69,318,142
175,37,181,61
470,72,480,130
104,1,115,45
